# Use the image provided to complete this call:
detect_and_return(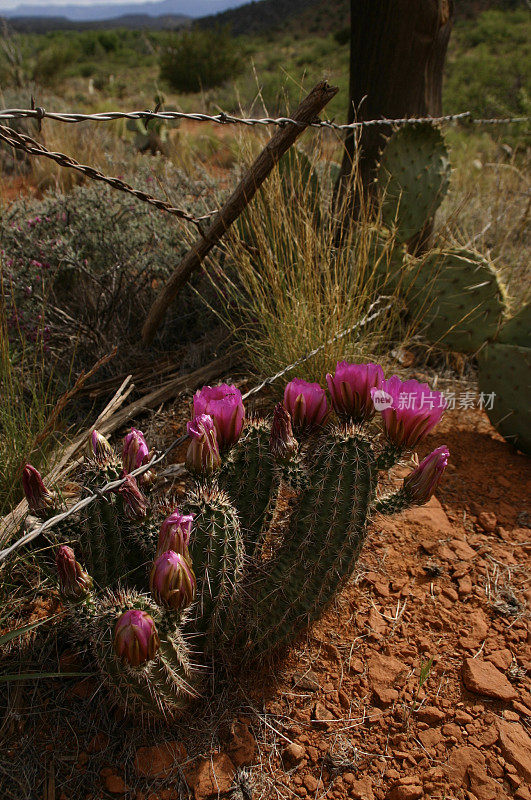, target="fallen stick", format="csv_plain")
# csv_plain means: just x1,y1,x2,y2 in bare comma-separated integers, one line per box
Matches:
142,80,339,345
